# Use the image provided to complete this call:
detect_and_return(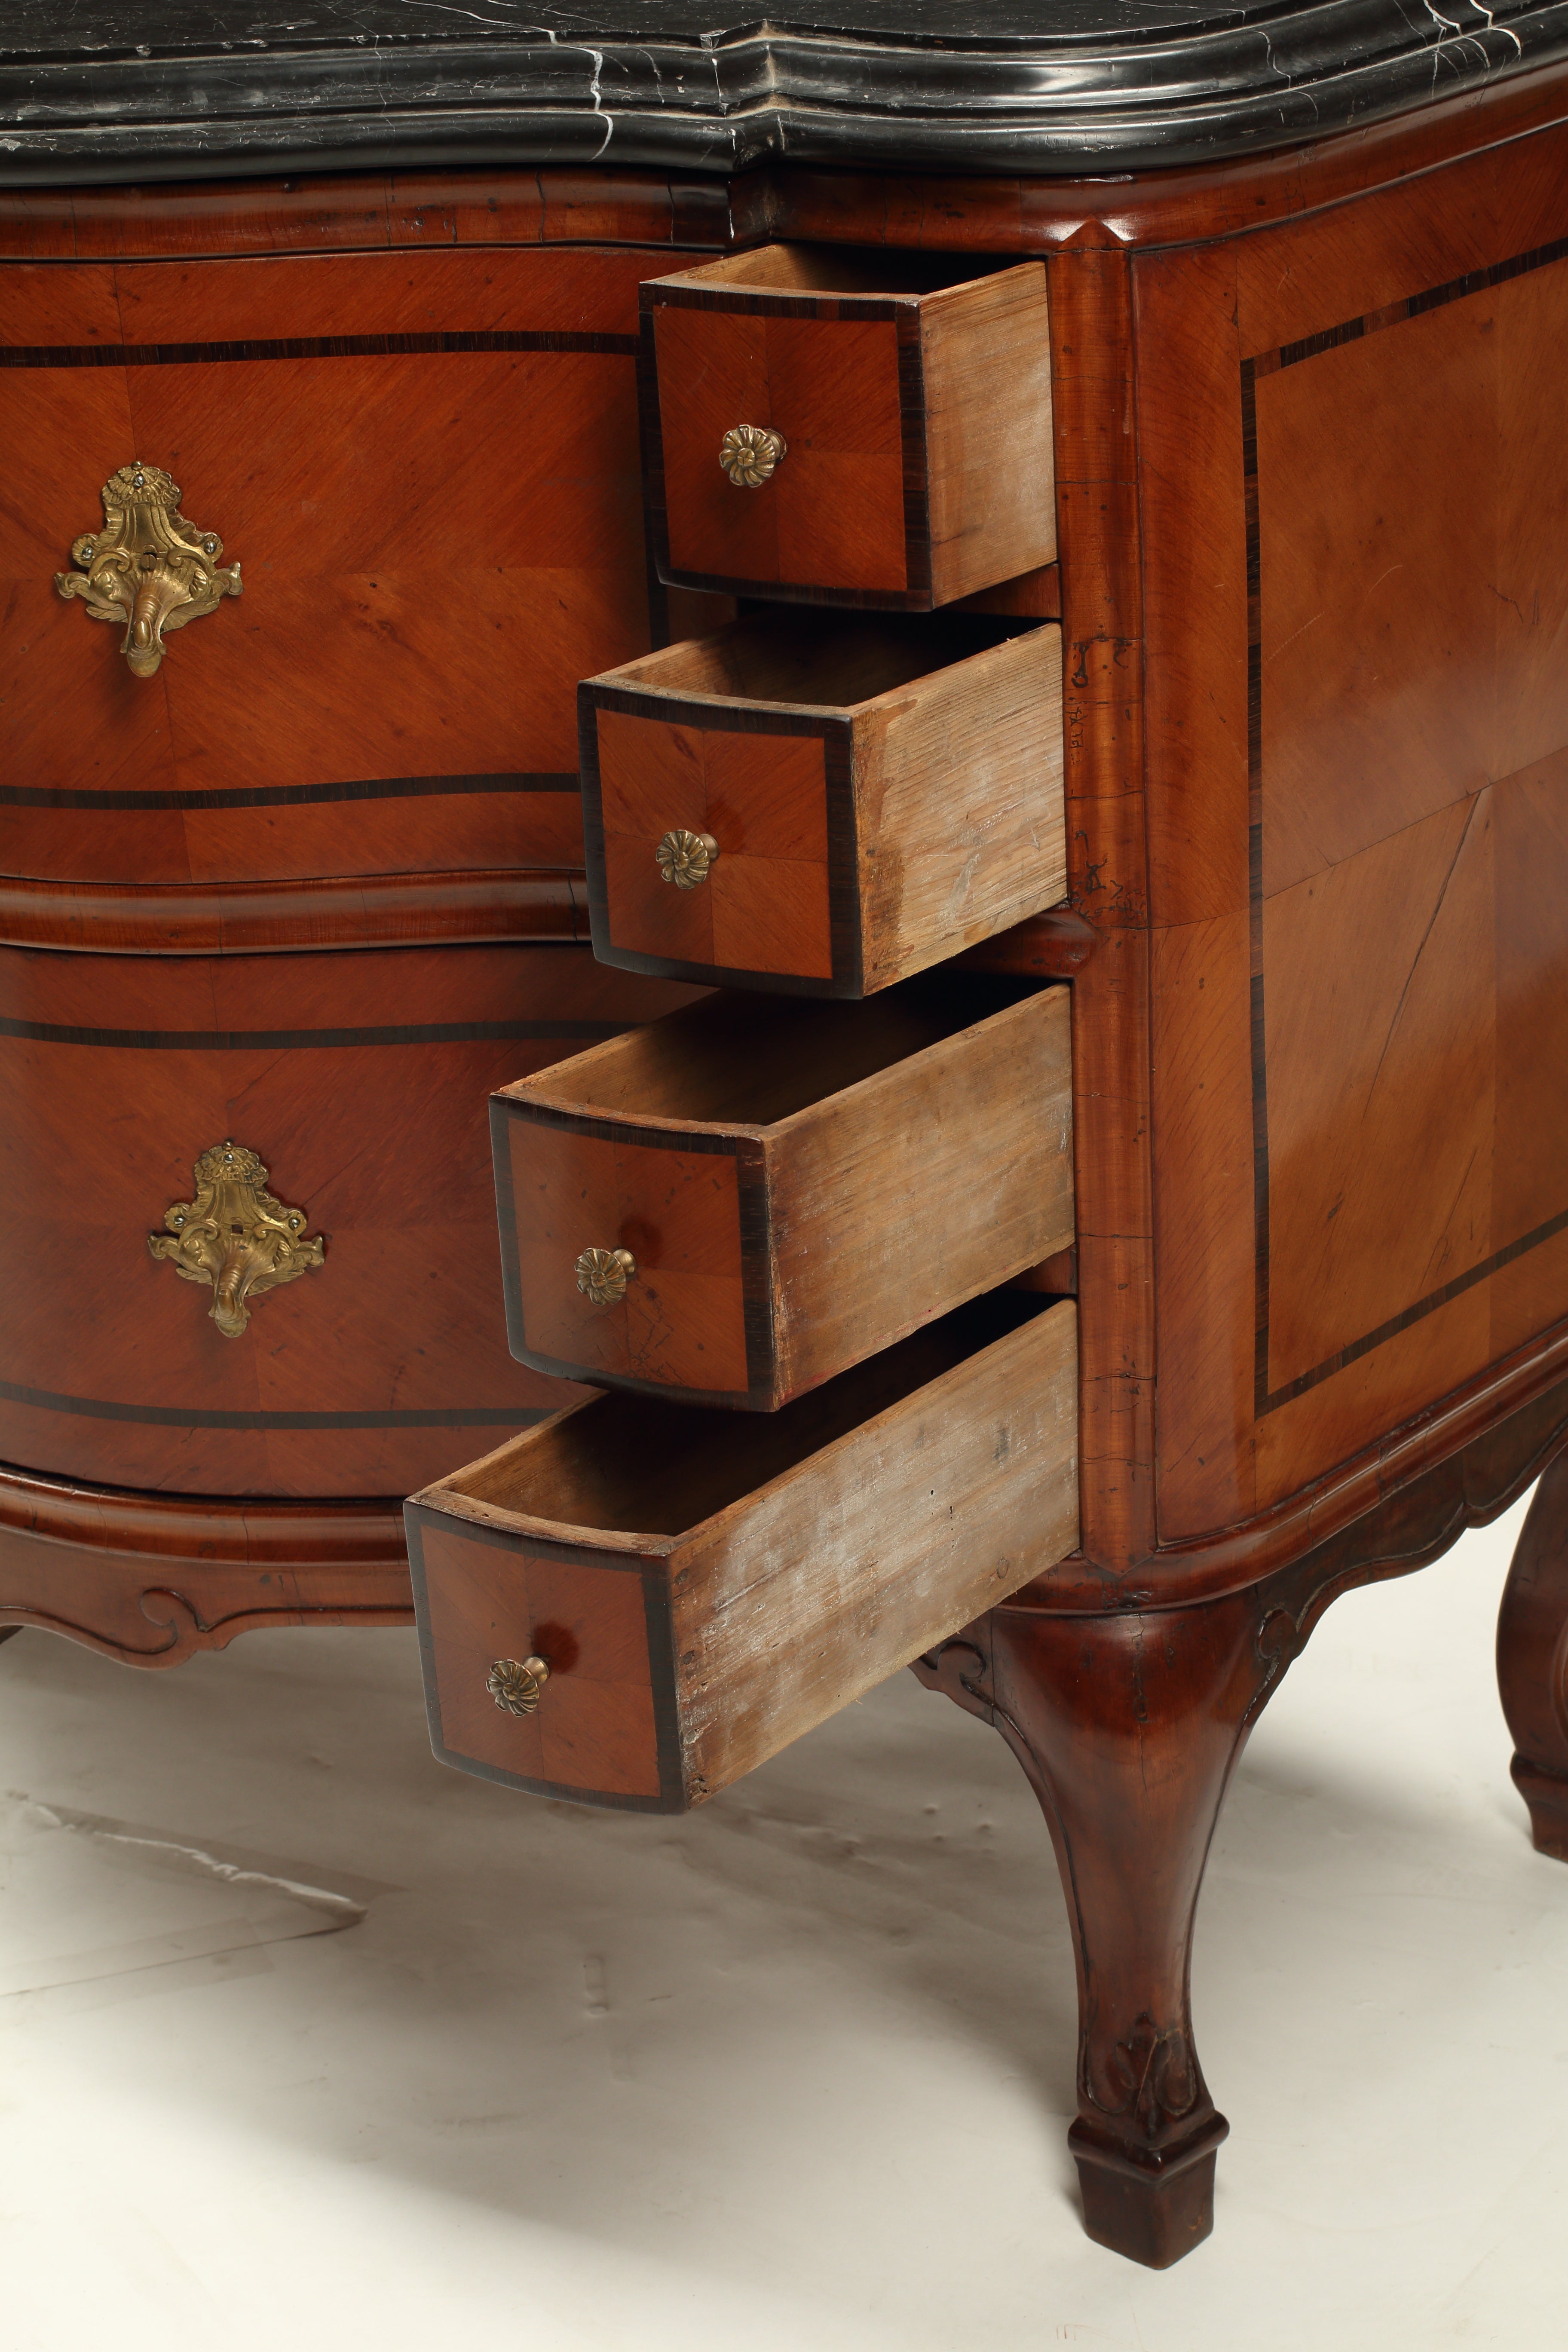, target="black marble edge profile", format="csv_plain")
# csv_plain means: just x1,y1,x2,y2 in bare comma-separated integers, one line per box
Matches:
2,1,1567,184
